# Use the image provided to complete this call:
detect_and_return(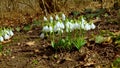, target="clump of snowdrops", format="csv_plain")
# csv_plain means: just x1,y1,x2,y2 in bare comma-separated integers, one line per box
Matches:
0,28,14,42
40,13,96,50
